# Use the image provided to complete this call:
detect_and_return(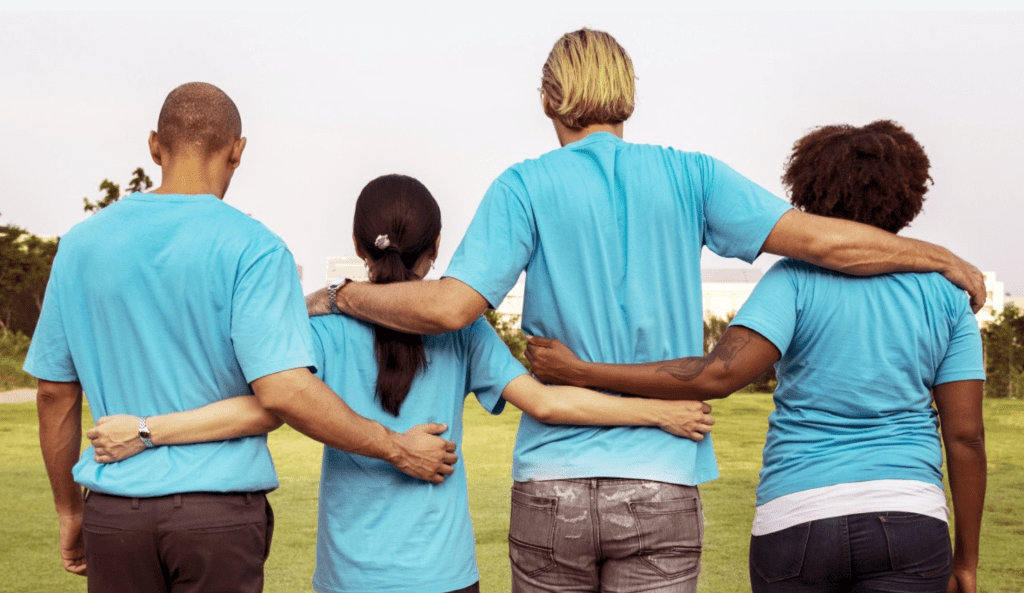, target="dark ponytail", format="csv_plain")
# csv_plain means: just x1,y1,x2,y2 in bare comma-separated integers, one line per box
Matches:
353,175,441,416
